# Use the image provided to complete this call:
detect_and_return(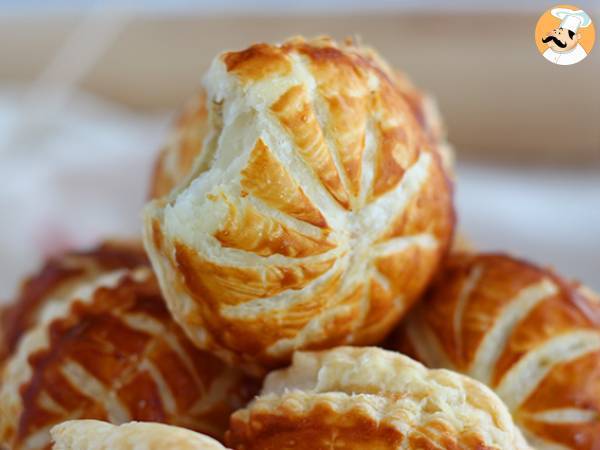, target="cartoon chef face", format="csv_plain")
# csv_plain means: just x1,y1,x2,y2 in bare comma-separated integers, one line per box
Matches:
542,27,581,52
538,7,593,66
